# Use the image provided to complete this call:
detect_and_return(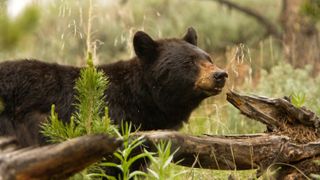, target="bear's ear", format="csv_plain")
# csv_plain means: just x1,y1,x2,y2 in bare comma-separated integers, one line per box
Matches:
133,31,158,63
182,27,197,46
